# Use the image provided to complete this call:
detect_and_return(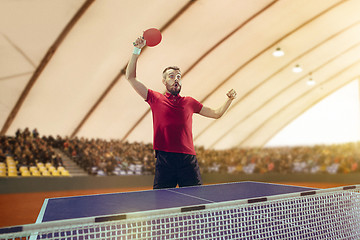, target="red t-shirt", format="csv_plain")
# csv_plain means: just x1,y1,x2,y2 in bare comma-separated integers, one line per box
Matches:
146,89,203,155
